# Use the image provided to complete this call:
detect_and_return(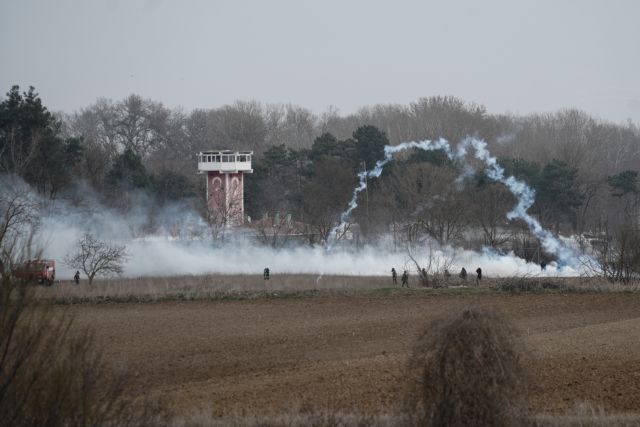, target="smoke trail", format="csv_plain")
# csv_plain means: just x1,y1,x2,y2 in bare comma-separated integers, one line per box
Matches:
327,136,586,269
326,138,452,251
458,137,582,267
2,172,586,280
